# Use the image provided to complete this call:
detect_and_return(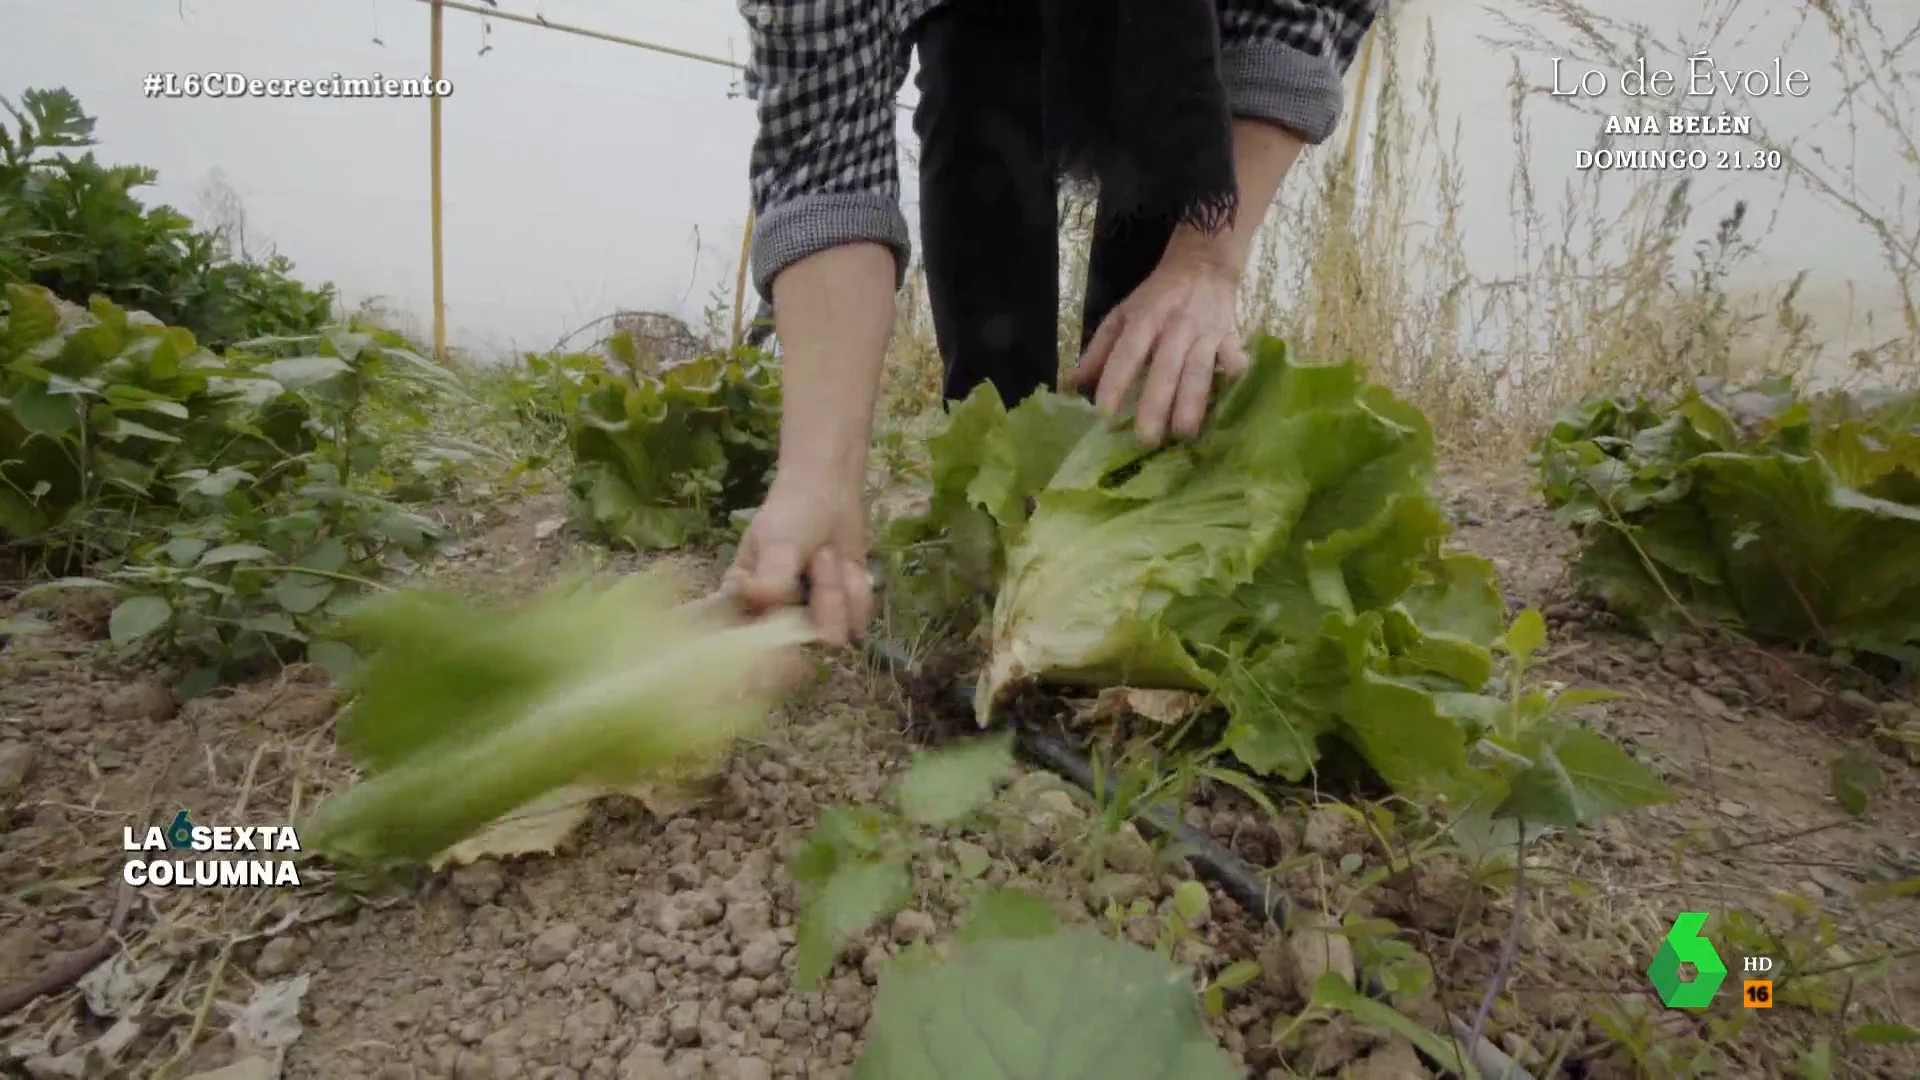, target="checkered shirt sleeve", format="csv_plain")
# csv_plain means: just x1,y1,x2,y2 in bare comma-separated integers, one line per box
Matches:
741,0,1383,299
